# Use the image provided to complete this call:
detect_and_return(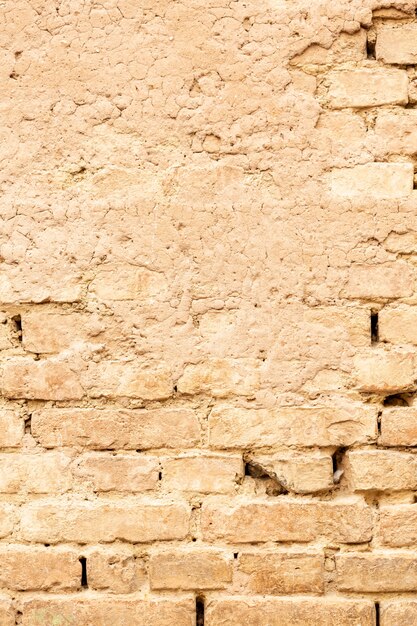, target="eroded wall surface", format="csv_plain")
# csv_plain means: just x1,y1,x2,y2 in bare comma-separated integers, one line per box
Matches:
1,0,417,624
